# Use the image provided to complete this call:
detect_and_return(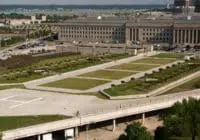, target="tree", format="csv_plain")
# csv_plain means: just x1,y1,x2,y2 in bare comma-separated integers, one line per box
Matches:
0,131,2,140
164,98,200,140
118,122,153,140
154,126,169,140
